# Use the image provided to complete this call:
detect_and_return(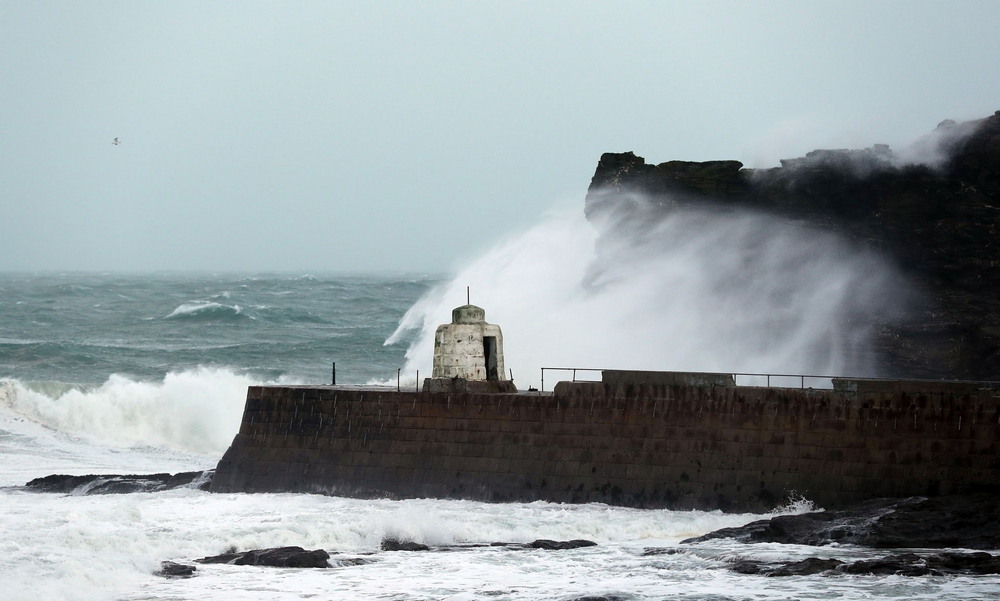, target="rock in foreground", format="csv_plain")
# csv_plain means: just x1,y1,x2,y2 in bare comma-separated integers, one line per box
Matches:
381,538,430,552
25,470,214,494
729,551,1000,577
155,561,197,578
528,539,598,550
197,546,331,568
379,537,598,552
682,494,1000,549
